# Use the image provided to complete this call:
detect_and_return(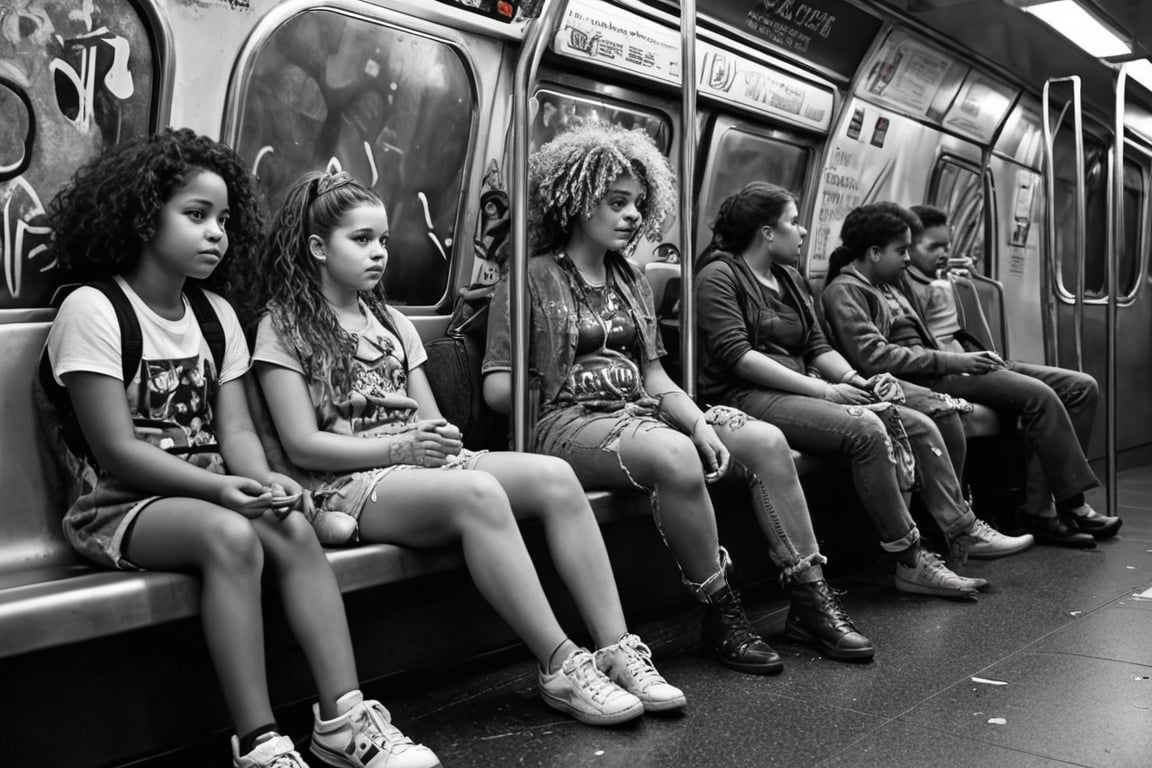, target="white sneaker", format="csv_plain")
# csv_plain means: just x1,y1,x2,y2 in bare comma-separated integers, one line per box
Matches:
233,733,309,768
595,633,686,713
538,647,644,725
958,519,1034,560
311,691,441,768
895,549,983,598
